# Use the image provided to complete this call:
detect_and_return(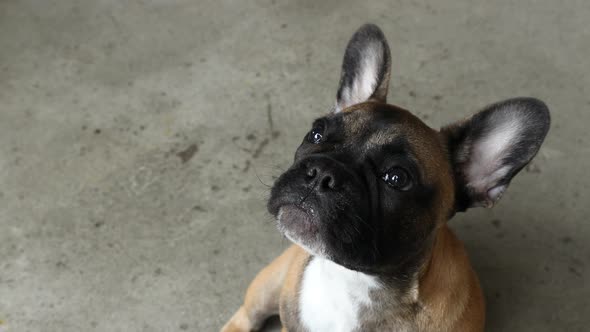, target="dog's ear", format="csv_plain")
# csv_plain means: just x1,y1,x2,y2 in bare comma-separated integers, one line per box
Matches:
334,24,391,113
442,98,550,211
